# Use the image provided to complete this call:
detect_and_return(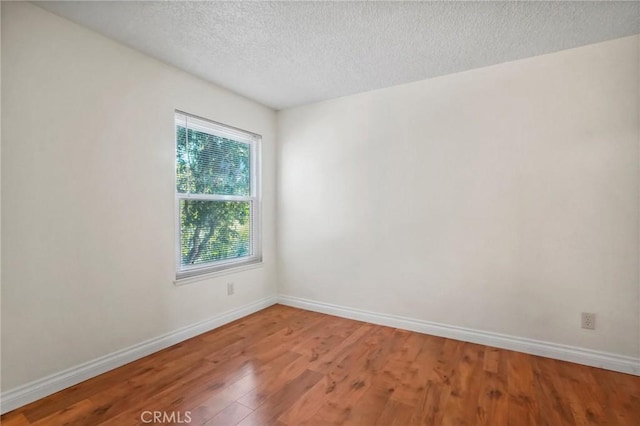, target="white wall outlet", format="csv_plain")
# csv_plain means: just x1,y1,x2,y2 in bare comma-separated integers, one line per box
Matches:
227,282,235,296
581,312,596,330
